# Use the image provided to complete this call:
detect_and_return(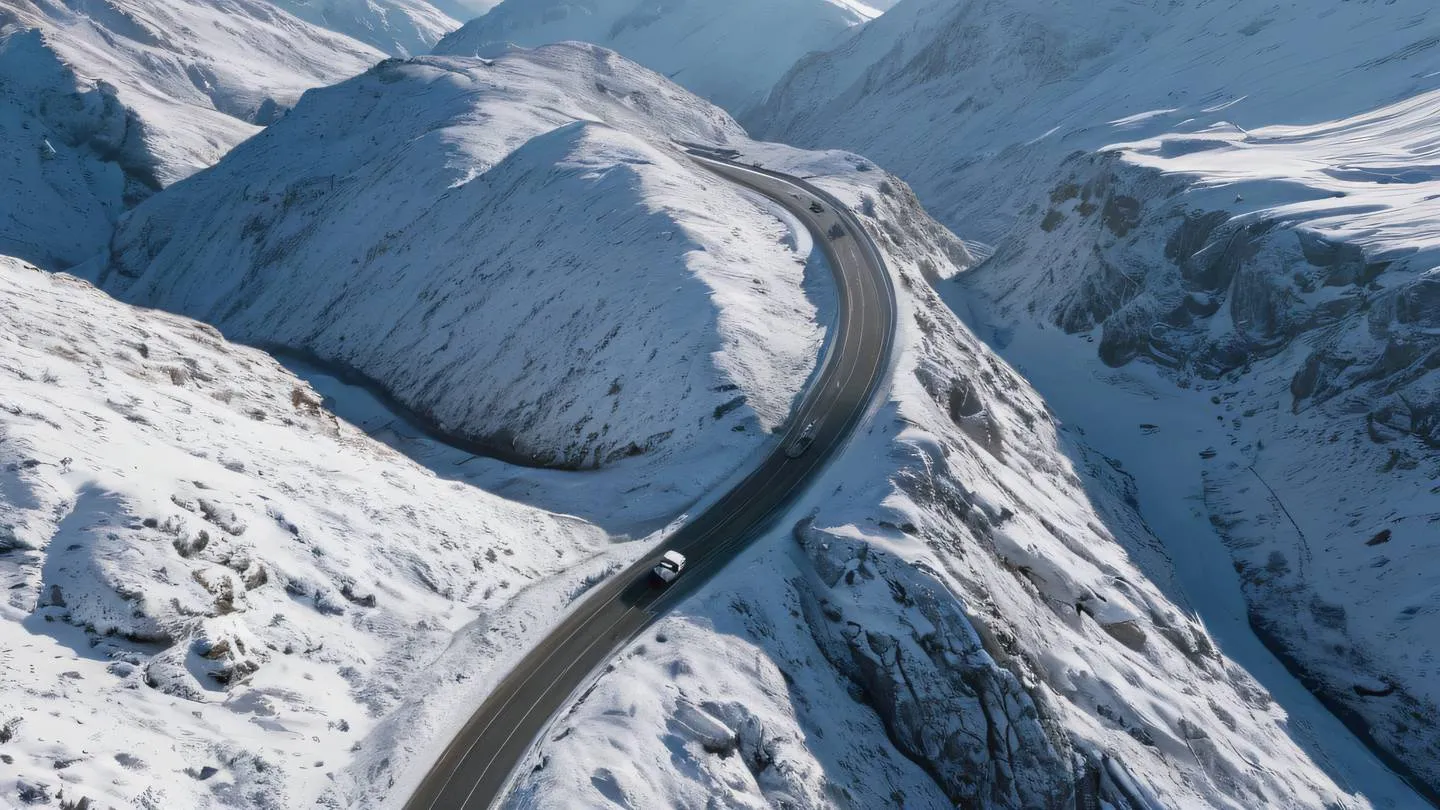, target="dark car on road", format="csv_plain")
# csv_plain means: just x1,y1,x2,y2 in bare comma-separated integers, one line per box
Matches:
786,420,818,459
